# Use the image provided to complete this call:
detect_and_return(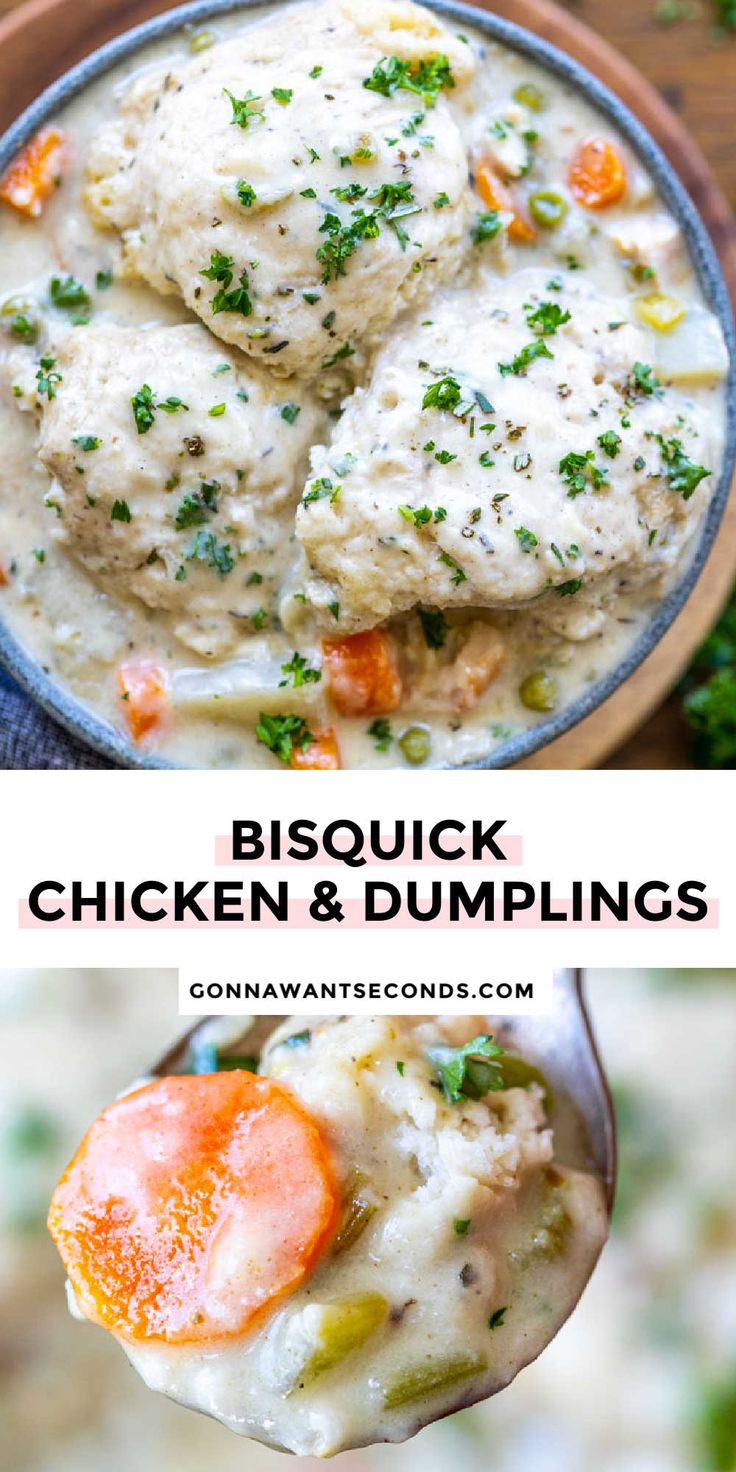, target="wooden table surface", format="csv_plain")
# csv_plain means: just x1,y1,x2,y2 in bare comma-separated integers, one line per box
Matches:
0,0,733,767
